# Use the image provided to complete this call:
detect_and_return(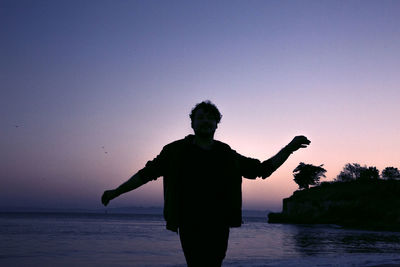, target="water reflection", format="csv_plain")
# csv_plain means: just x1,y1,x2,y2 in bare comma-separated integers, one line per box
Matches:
290,224,400,256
